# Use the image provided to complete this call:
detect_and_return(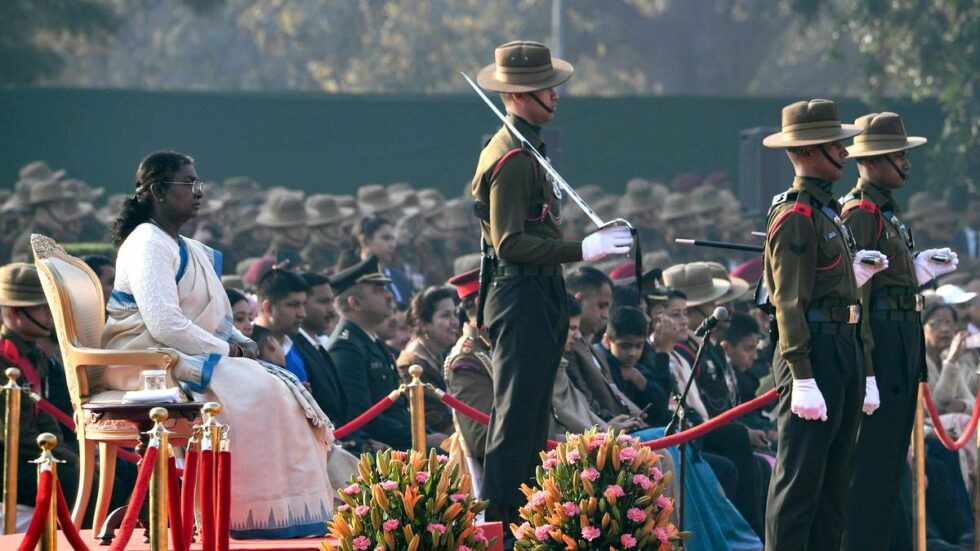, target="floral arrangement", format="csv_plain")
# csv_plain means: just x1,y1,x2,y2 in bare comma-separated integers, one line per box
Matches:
512,429,685,550
323,448,497,551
